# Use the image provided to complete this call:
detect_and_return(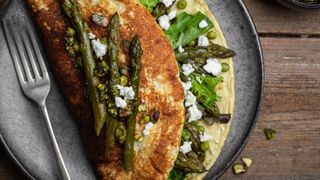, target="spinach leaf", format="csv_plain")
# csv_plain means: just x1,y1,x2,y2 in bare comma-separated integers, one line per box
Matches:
168,168,186,180
139,0,159,12
165,12,213,49
191,73,223,109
